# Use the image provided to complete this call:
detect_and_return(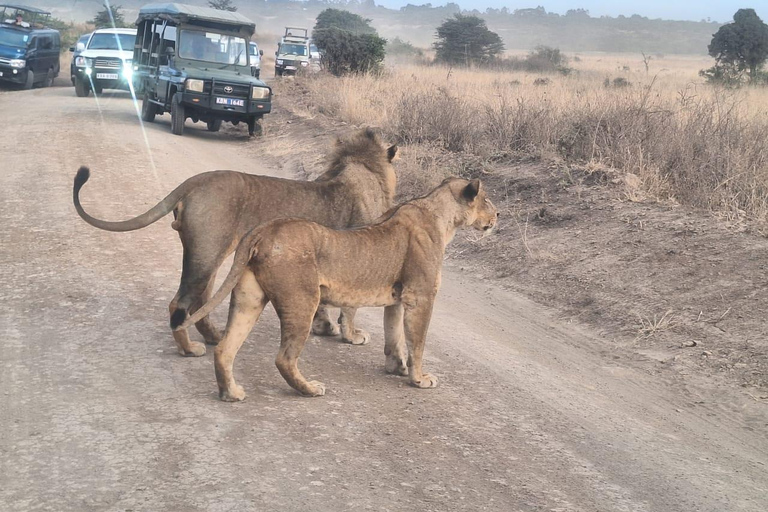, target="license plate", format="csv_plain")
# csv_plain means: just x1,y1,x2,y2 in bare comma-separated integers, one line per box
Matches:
96,73,118,80
215,97,244,107
285,66,296,71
